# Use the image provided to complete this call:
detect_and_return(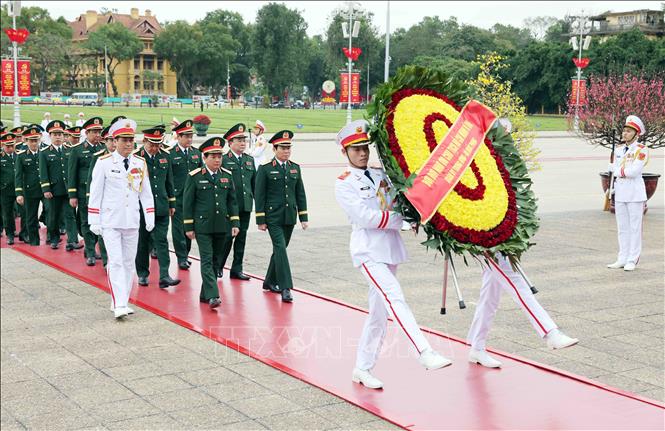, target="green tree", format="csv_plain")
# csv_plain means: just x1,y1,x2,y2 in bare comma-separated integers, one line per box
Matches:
586,28,660,76
303,35,327,100
252,3,308,98
154,20,201,96
411,55,477,81
84,22,142,96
